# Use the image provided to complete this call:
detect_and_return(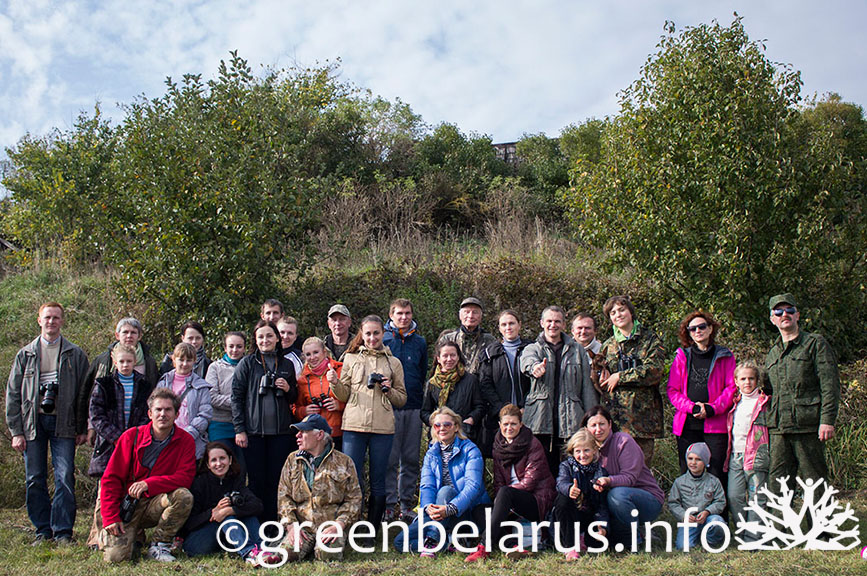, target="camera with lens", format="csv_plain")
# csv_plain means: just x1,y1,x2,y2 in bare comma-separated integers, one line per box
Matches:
617,350,642,372
258,373,284,397
39,380,59,413
224,490,245,508
367,372,388,392
119,494,139,523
